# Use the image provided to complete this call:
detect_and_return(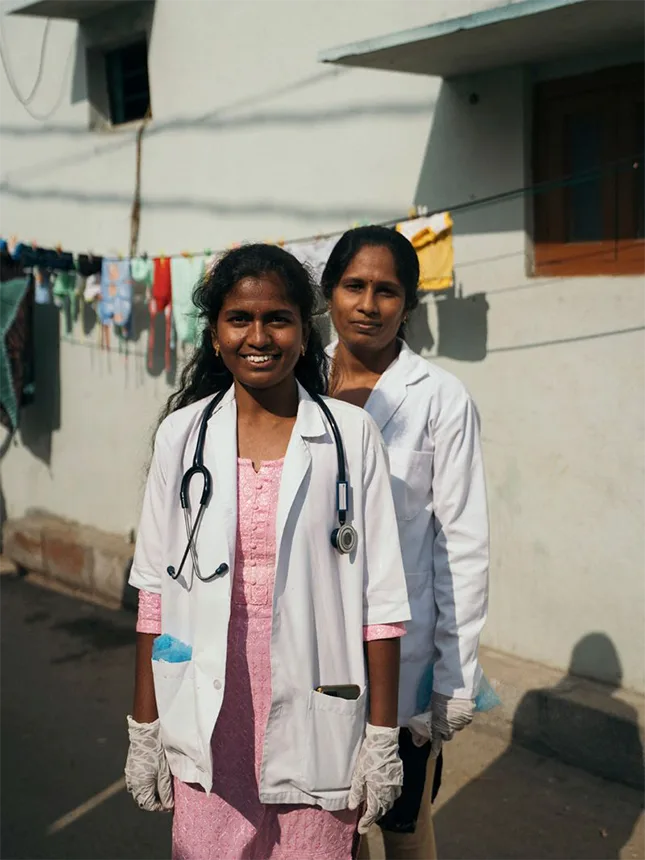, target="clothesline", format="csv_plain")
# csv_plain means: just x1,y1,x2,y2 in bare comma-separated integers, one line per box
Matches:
1,153,640,266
